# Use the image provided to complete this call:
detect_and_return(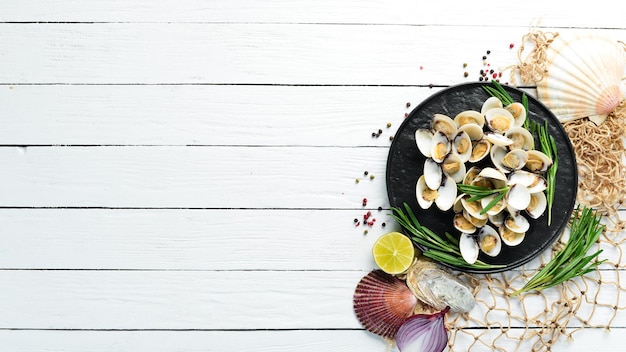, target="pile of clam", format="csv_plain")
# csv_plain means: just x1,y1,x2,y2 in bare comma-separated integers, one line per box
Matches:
414,96,553,264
